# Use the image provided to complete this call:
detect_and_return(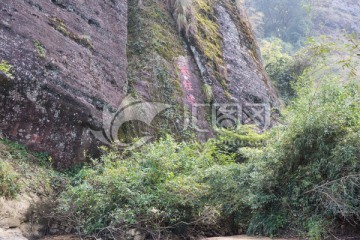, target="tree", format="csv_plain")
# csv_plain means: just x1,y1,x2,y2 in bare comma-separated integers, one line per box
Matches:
249,0,312,47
